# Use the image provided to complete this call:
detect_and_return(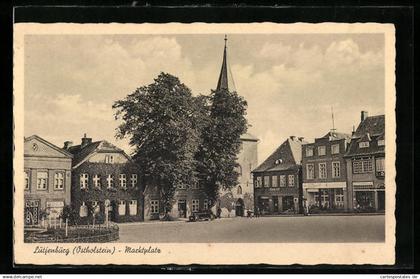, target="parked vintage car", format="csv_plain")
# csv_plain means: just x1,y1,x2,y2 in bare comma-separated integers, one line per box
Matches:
188,211,215,222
